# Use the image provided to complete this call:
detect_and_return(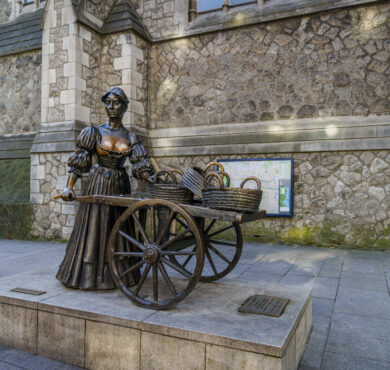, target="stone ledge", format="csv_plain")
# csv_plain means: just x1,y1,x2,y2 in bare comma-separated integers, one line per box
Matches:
0,133,35,159
0,265,311,369
30,120,88,153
